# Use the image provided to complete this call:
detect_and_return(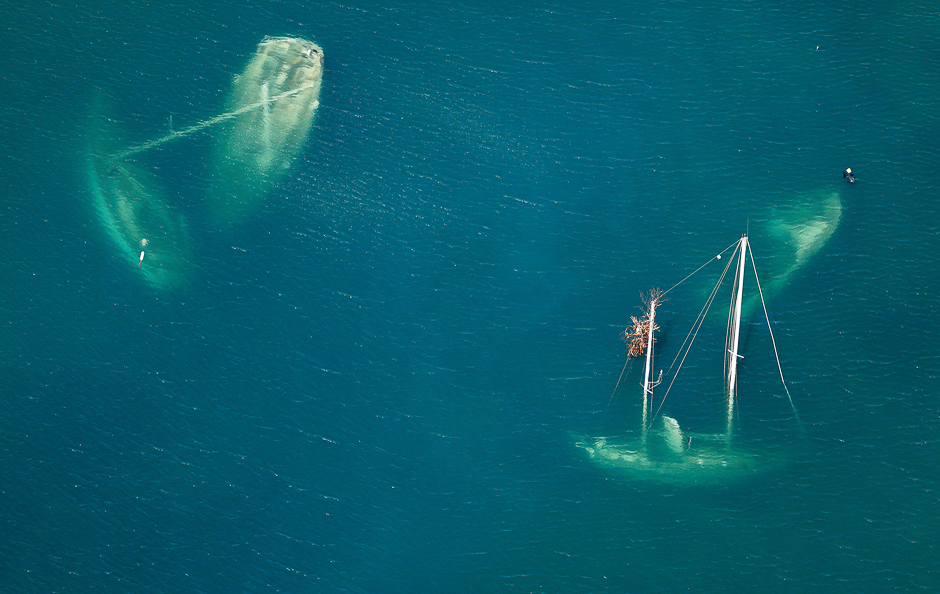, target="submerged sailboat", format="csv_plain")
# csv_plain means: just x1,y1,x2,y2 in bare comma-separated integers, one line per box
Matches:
575,235,800,484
